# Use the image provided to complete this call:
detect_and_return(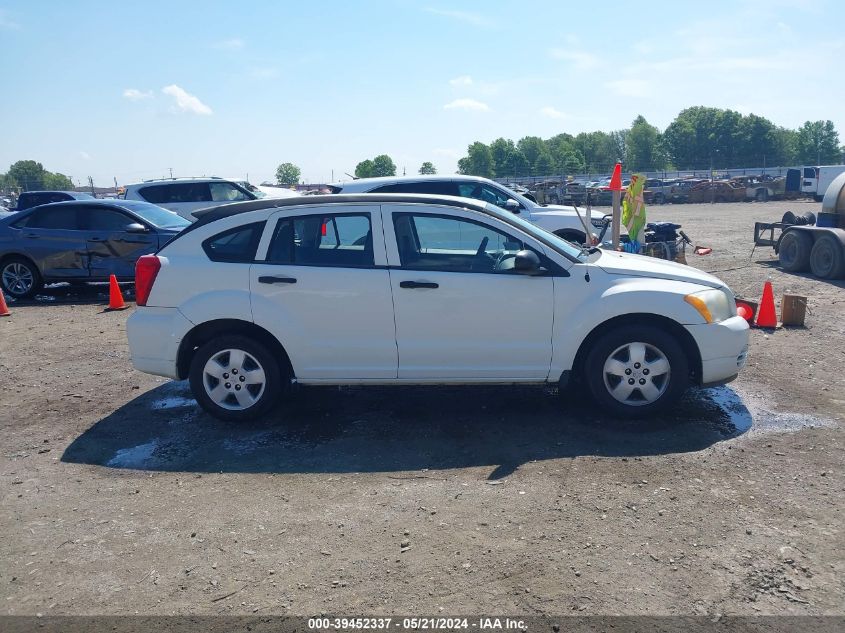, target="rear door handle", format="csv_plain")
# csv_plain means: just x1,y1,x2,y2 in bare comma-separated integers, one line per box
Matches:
258,275,297,285
88,237,106,242
24,233,40,239
399,280,439,289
